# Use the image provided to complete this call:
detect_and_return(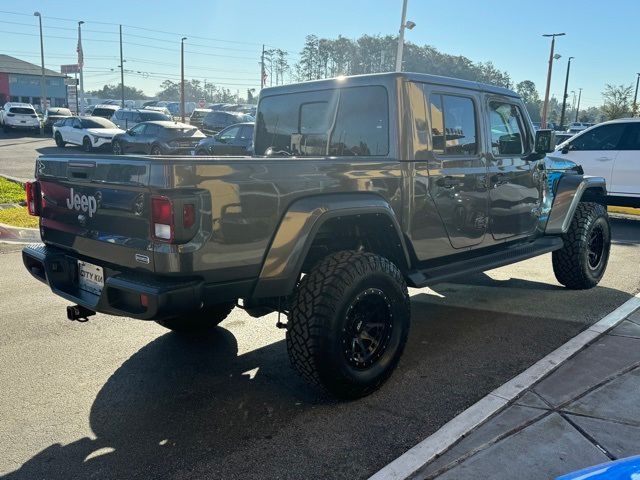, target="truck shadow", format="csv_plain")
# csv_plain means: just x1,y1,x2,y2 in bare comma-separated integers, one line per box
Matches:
2,278,635,480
